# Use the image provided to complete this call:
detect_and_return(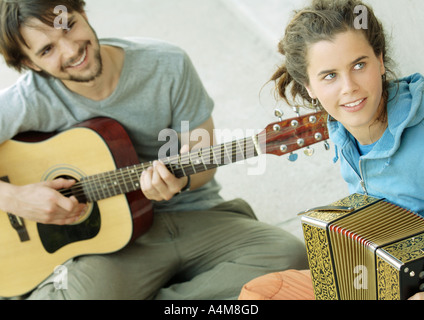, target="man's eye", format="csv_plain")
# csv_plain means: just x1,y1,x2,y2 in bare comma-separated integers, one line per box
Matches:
63,21,76,33
65,21,76,32
41,46,52,56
